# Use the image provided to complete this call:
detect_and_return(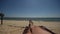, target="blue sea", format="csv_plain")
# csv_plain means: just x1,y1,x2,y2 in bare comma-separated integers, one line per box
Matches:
0,17,60,21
